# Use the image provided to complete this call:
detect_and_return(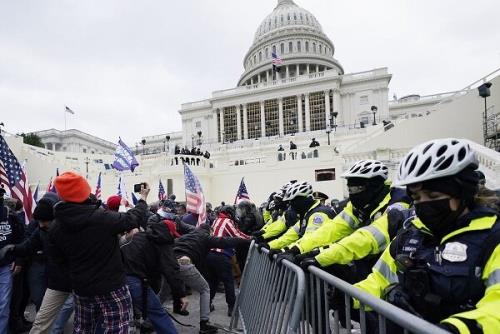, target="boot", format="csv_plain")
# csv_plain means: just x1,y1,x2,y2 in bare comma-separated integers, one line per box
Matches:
199,320,218,334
